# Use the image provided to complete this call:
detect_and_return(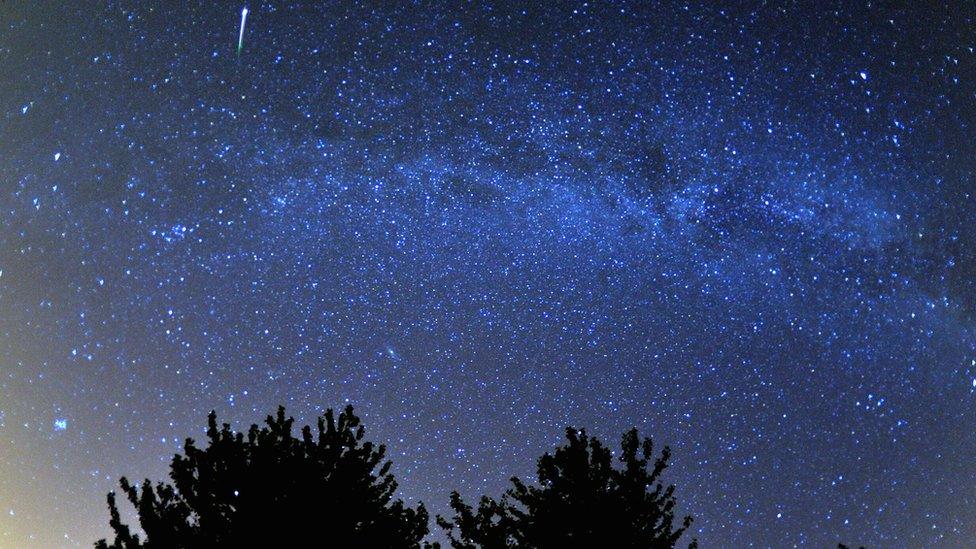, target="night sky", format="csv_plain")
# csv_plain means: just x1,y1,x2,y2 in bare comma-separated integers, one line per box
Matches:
1,1,975,547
